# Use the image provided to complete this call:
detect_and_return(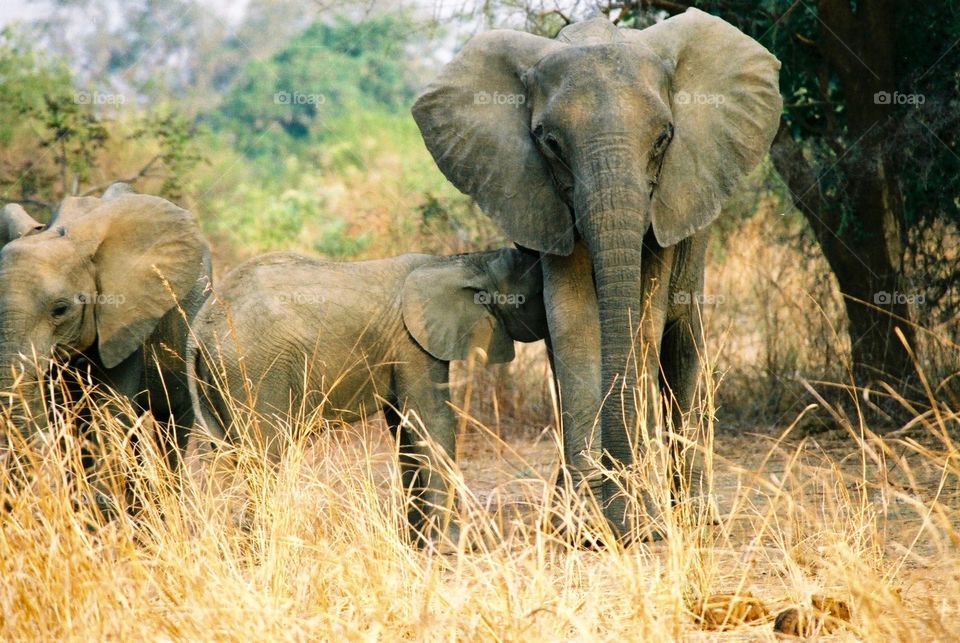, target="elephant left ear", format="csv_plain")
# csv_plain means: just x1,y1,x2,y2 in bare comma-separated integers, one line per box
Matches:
0,204,44,245
623,8,782,247
81,194,205,368
402,259,516,364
